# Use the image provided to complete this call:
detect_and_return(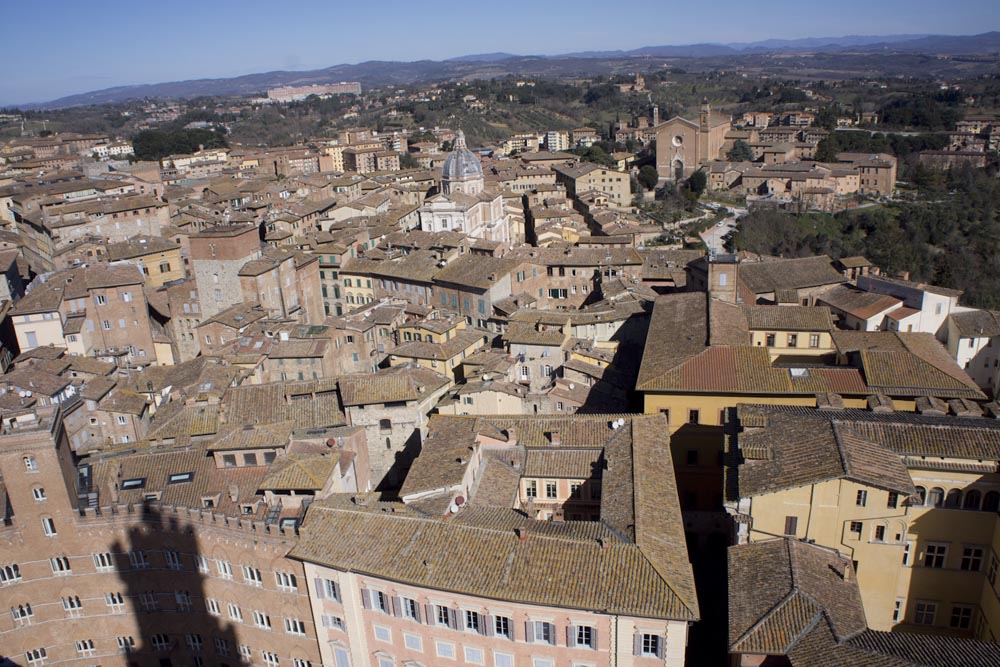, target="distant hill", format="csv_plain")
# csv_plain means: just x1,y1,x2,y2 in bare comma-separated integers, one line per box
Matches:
38,32,1000,109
